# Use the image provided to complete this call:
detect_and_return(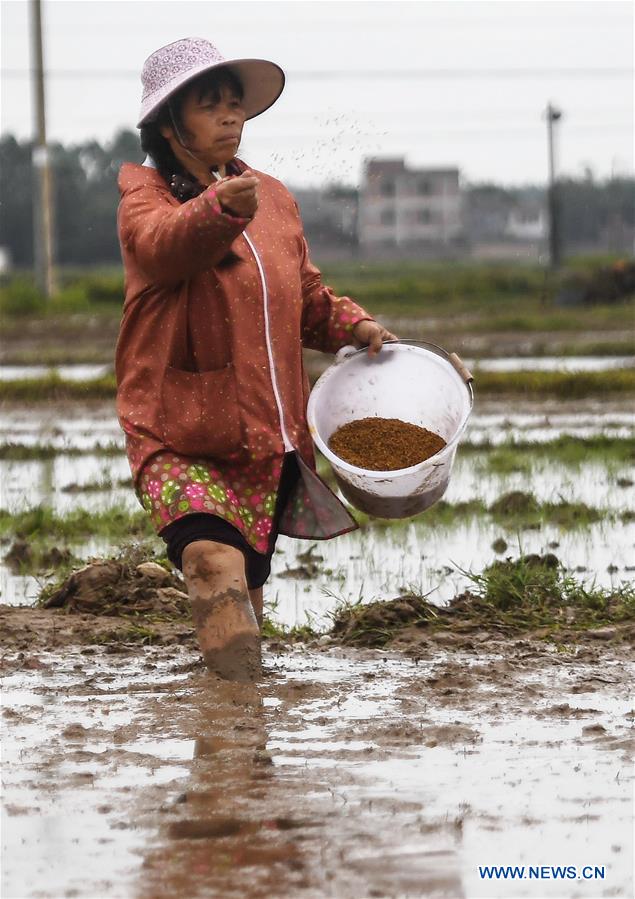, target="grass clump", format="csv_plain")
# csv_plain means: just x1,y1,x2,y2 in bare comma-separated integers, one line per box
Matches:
0,442,124,460
36,543,185,618
488,492,603,528
327,553,635,647
356,492,611,531
456,553,635,632
0,372,116,402
4,539,80,576
465,435,635,472
473,368,635,397
327,593,440,647
261,594,320,642
0,504,152,543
